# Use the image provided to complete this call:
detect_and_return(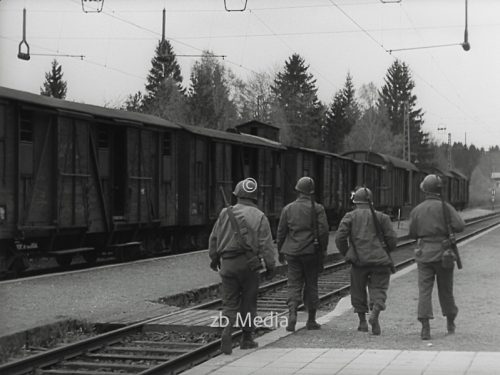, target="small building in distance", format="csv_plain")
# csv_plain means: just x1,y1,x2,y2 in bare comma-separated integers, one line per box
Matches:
235,120,280,142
